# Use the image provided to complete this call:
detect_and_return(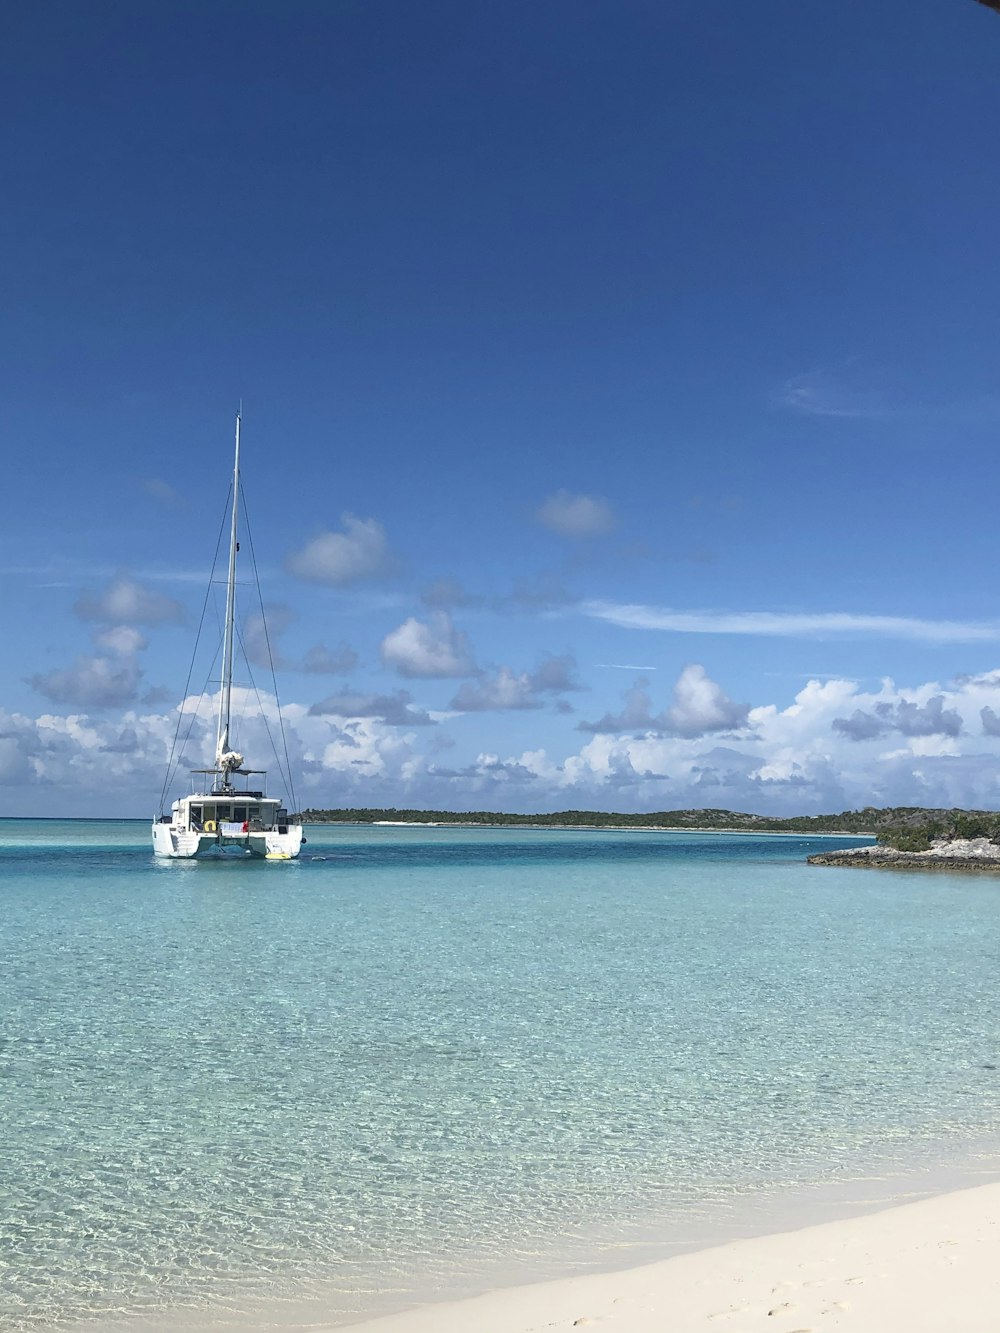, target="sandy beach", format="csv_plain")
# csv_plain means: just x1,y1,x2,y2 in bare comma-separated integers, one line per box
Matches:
339,1182,1000,1332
